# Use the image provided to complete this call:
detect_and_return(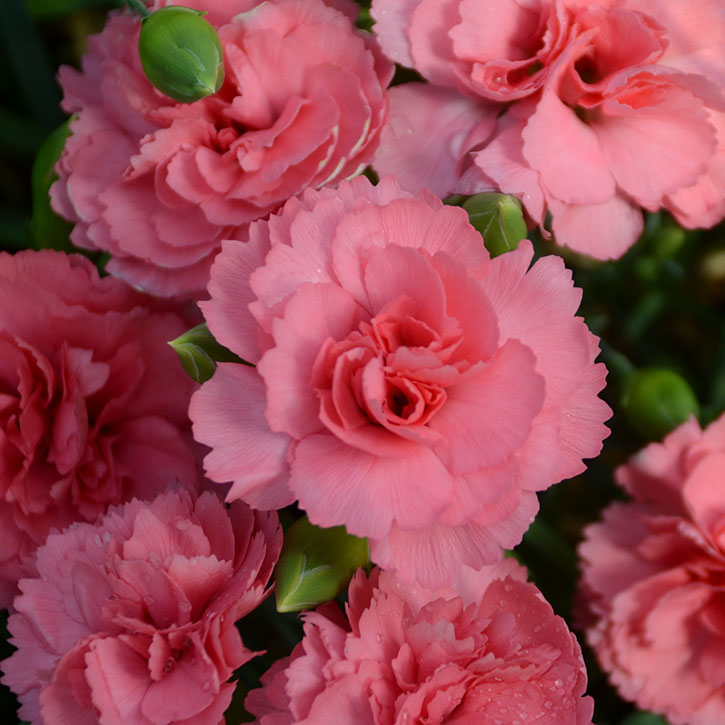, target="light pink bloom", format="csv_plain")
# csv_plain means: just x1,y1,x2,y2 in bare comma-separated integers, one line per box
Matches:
579,414,725,725
247,560,594,724
372,0,725,259
190,175,610,586
2,488,281,724
52,0,392,298
0,250,198,608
